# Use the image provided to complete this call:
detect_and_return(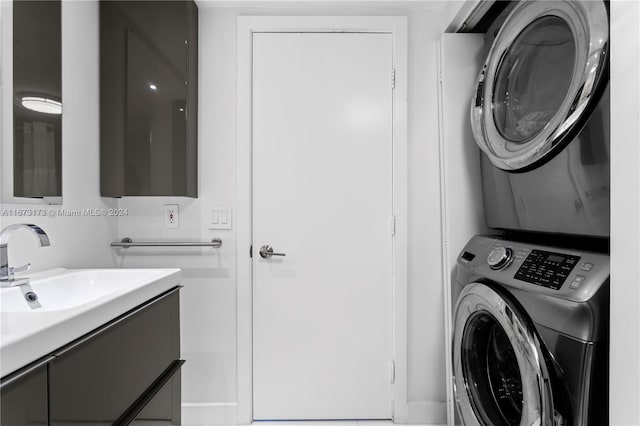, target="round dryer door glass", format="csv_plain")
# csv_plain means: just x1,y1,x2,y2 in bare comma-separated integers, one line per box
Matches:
470,0,609,171
492,16,575,144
